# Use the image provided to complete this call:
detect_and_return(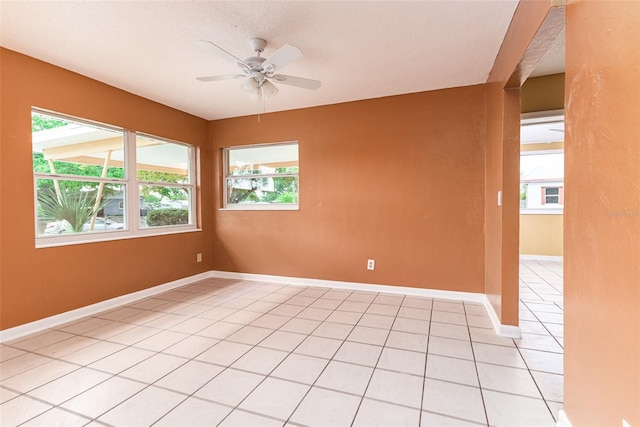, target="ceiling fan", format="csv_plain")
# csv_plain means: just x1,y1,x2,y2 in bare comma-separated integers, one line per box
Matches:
196,38,321,101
